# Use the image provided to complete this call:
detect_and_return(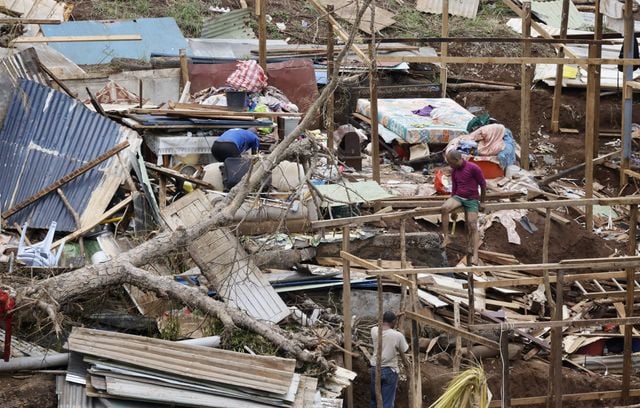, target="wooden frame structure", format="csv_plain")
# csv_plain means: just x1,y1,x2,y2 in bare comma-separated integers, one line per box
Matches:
310,196,640,407
249,1,640,406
